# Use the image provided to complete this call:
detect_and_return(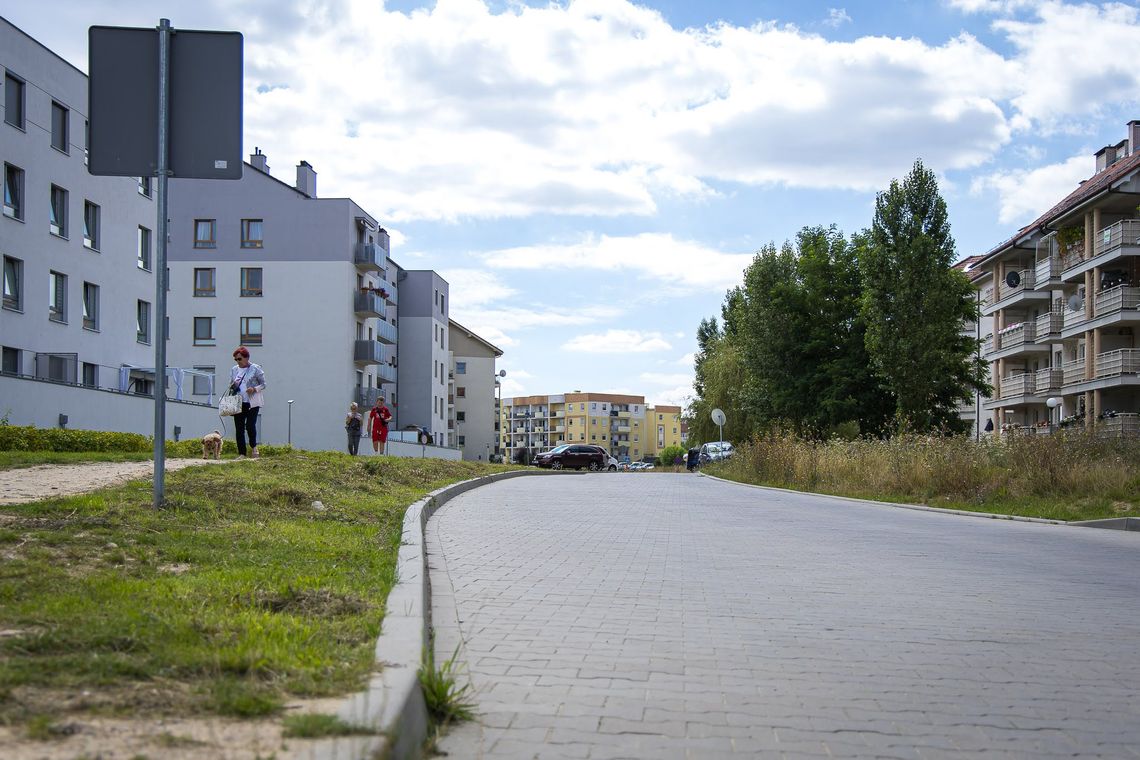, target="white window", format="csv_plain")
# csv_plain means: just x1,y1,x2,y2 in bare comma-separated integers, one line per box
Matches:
83,201,99,249
82,282,99,330
49,271,67,322
456,361,466,374
4,162,24,219
240,267,262,296
240,316,263,345
194,268,215,297
138,176,152,197
241,218,263,248
194,219,216,248
2,256,21,311
137,226,151,270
